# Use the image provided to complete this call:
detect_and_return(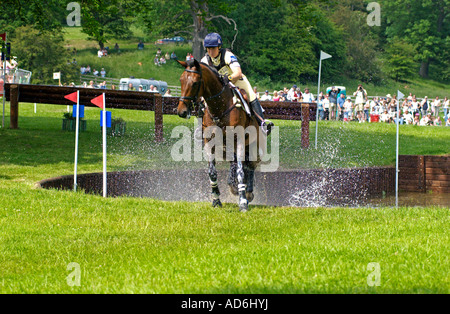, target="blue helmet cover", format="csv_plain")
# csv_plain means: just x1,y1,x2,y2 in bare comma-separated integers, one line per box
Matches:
204,33,223,48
